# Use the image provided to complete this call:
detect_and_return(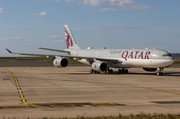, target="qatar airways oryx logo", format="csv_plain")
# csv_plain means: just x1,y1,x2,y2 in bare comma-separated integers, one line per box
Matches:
64,27,73,49
121,51,151,61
